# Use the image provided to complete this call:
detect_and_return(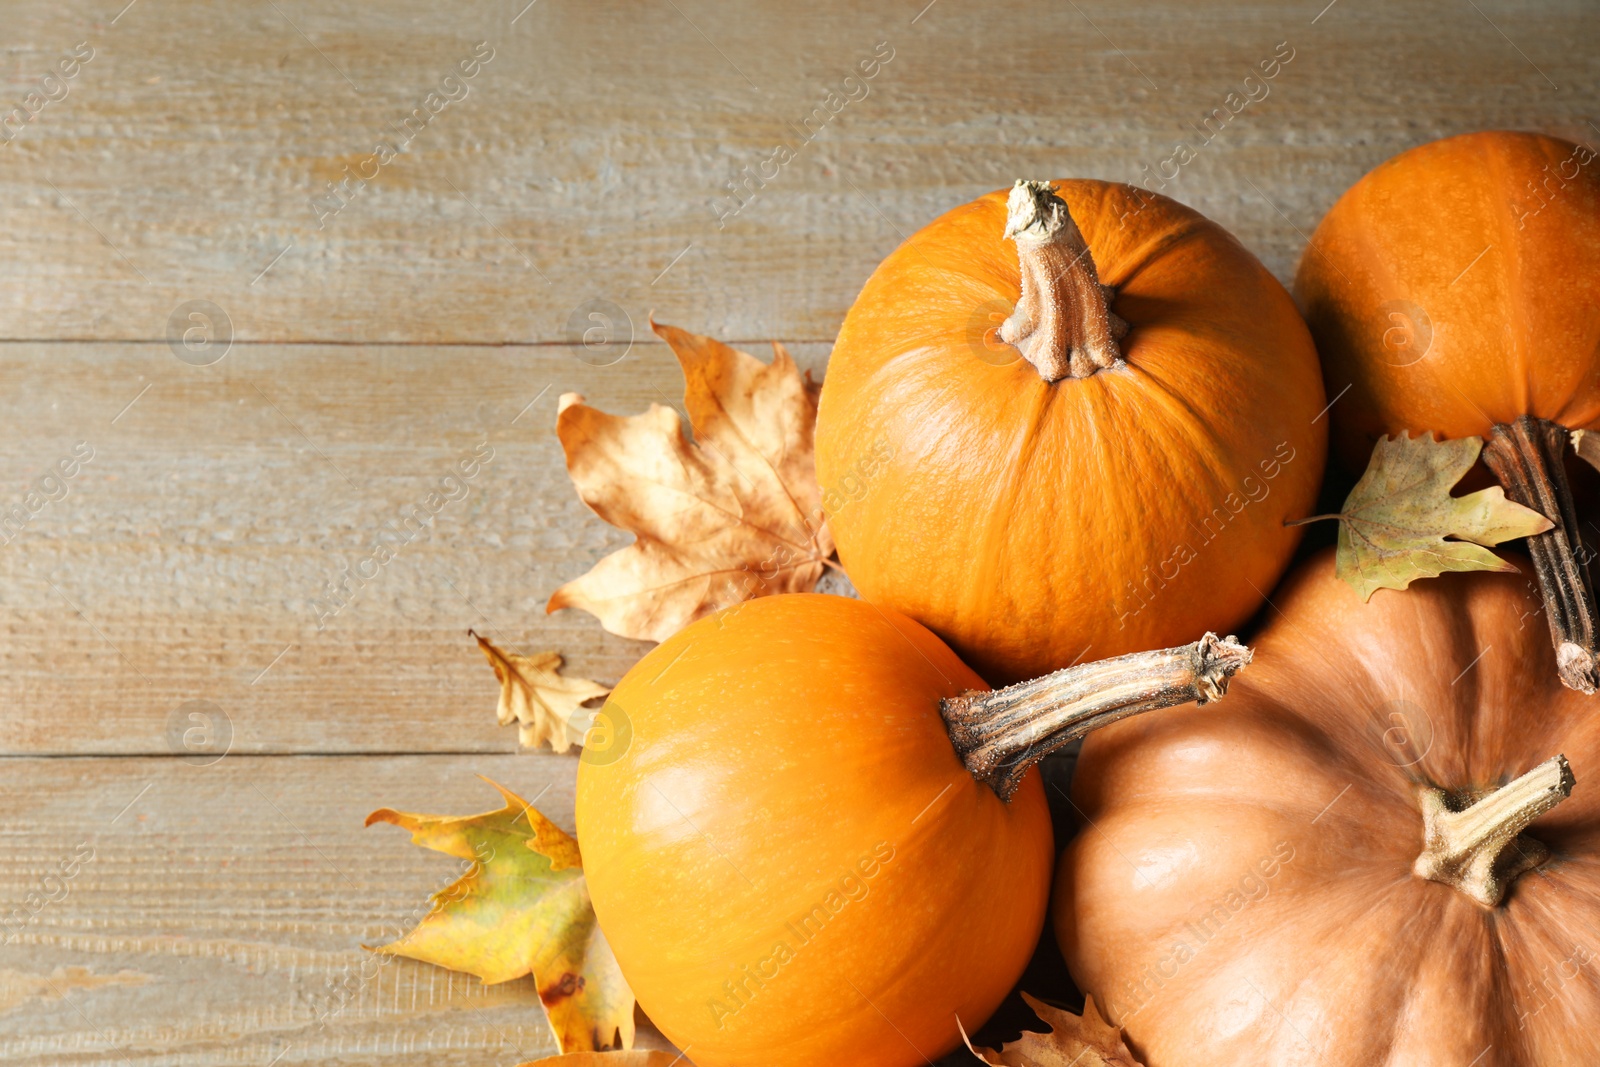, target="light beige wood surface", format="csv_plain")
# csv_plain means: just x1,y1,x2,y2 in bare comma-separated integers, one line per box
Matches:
0,754,667,1066
2,0,1597,1063
0,0,1592,344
